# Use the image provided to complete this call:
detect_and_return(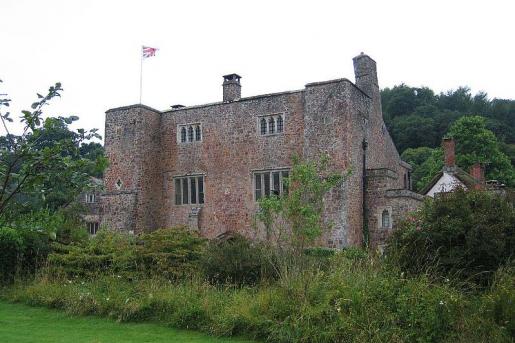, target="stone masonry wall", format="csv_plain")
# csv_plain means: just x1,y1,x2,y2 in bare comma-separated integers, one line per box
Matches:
160,91,305,240
100,54,420,248
102,105,161,233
